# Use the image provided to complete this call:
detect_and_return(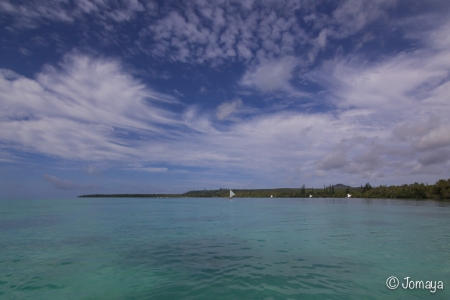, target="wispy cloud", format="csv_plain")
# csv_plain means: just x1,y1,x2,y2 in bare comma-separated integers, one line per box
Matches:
0,0,146,29
240,56,305,95
0,52,180,162
216,98,243,120
126,165,168,172
43,174,97,190
309,20,450,178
